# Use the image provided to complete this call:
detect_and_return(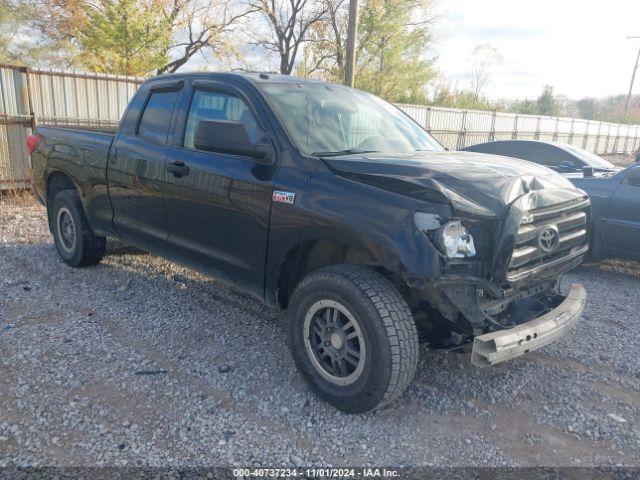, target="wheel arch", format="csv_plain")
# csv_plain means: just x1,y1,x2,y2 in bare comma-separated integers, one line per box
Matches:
270,233,407,309
46,170,79,206
45,170,80,232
